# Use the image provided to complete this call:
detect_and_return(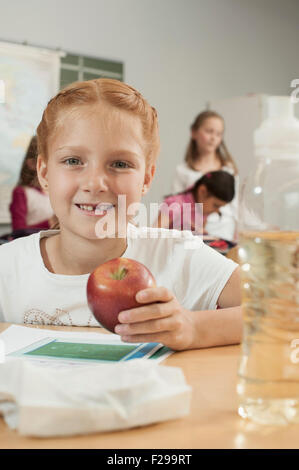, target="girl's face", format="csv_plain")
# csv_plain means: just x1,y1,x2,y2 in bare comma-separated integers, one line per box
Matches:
37,104,155,240
195,185,226,216
192,117,224,155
